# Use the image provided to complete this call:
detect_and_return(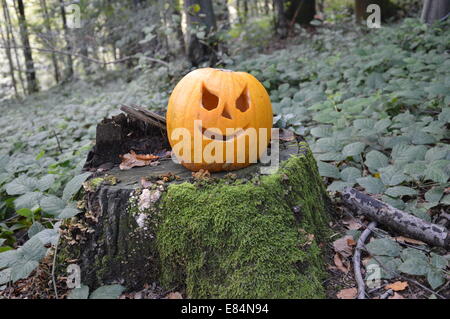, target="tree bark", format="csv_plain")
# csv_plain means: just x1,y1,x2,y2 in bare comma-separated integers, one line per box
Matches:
3,0,25,94
421,0,450,24
59,0,74,81
274,0,288,38
40,0,60,84
342,188,449,248
0,2,18,97
184,0,217,66
15,0,39,94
